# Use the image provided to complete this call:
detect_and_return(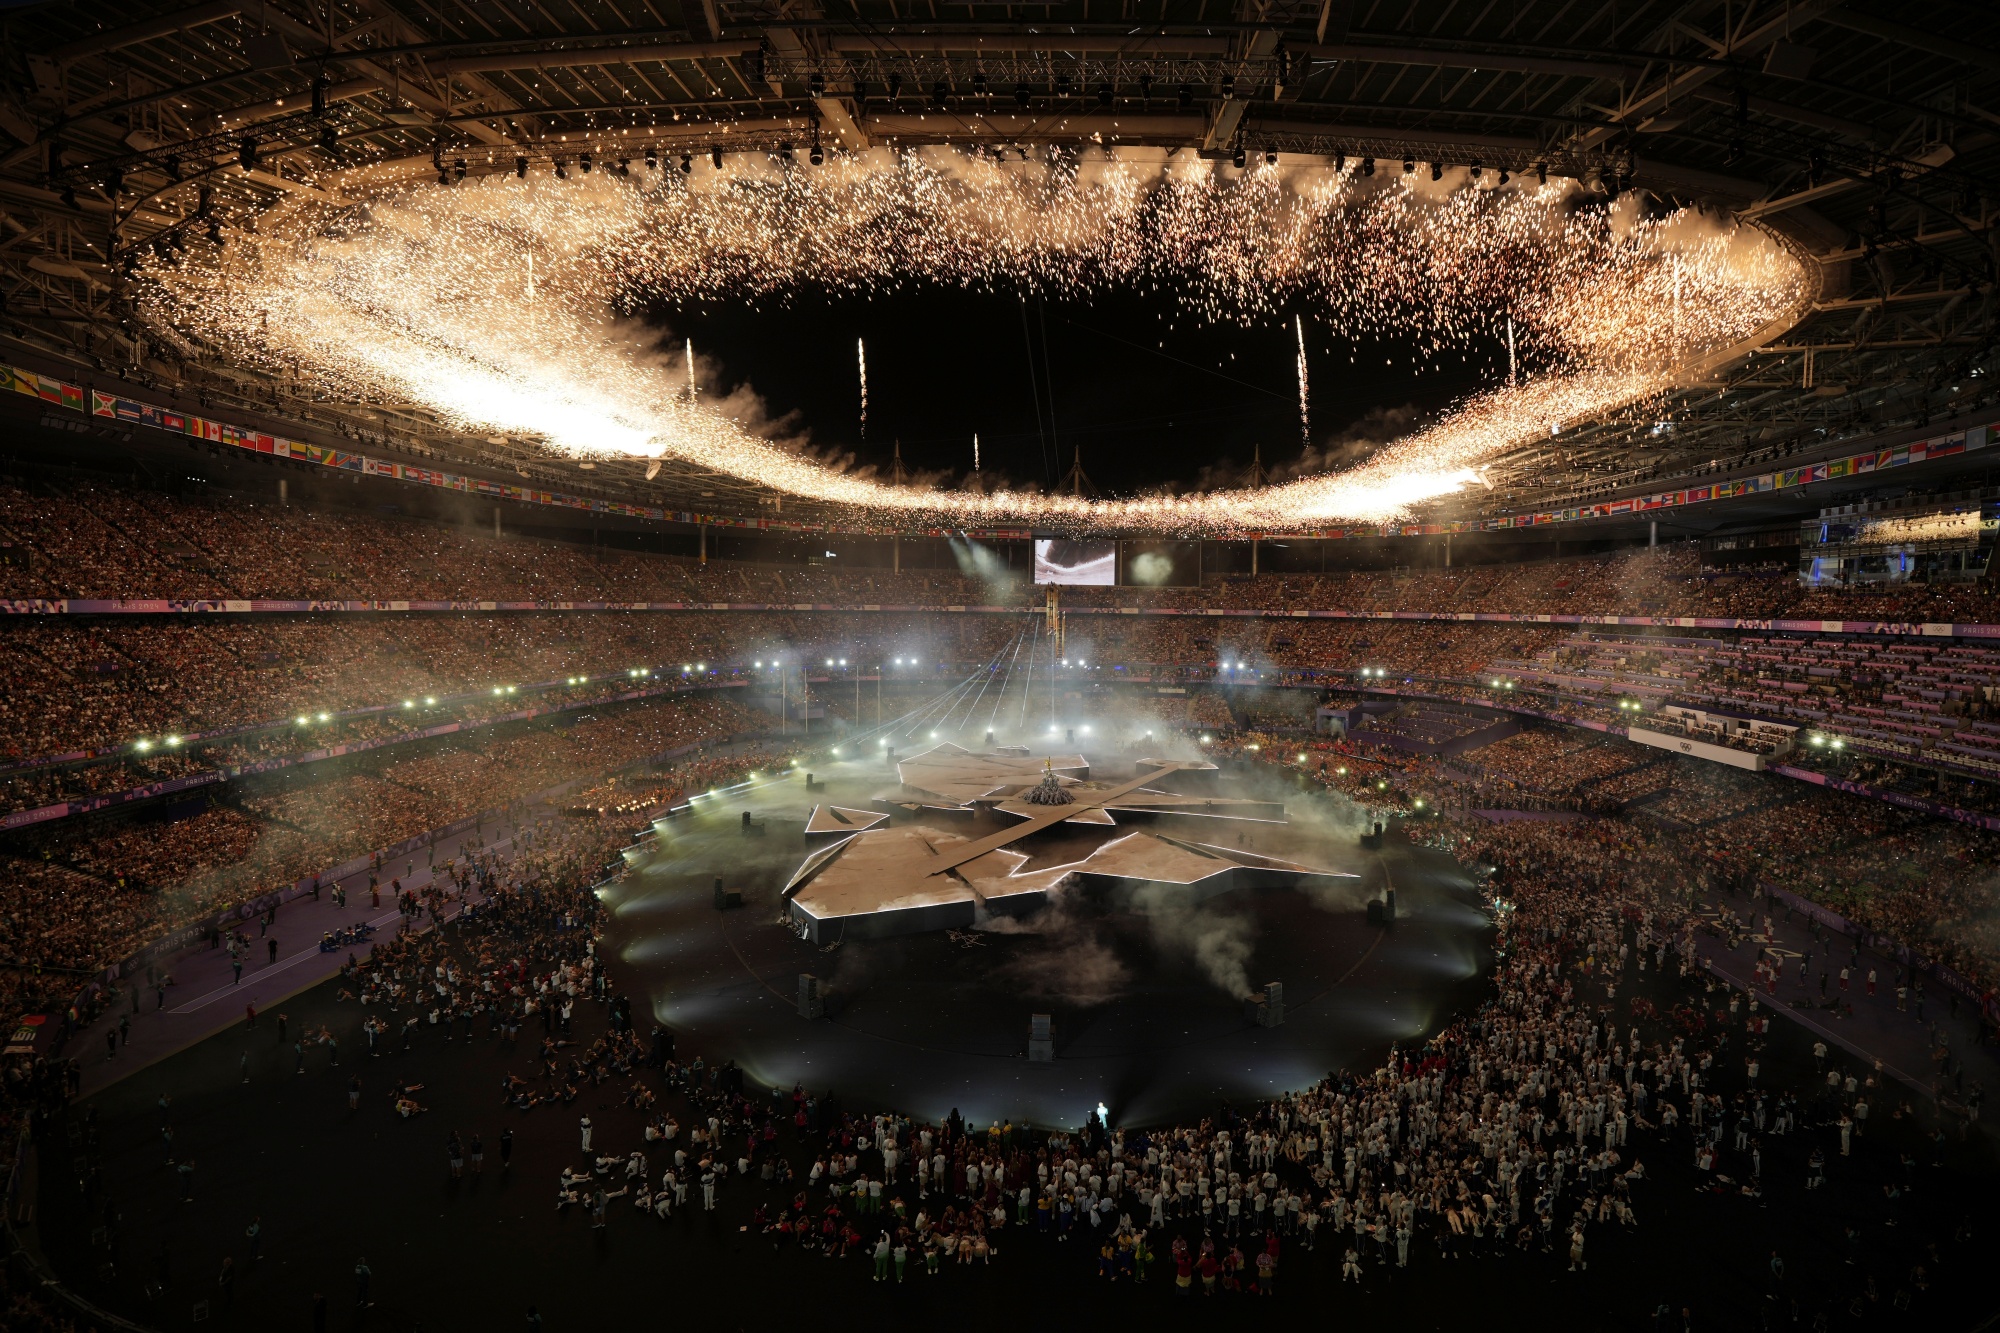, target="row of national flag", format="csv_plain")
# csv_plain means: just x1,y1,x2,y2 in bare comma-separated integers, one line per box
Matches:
9,359,1996,541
